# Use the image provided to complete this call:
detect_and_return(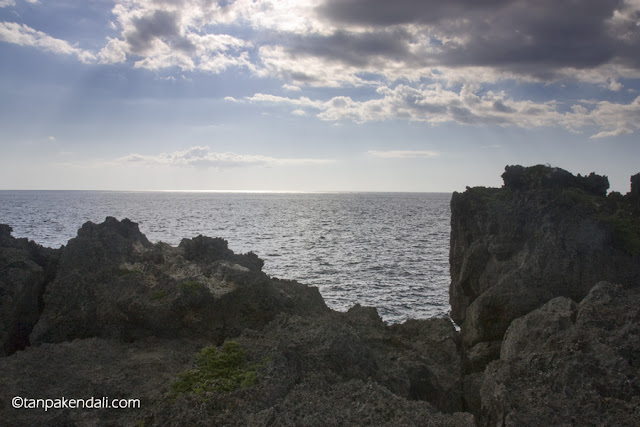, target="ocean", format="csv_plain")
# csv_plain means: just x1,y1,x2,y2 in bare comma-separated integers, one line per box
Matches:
0,191,452,323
